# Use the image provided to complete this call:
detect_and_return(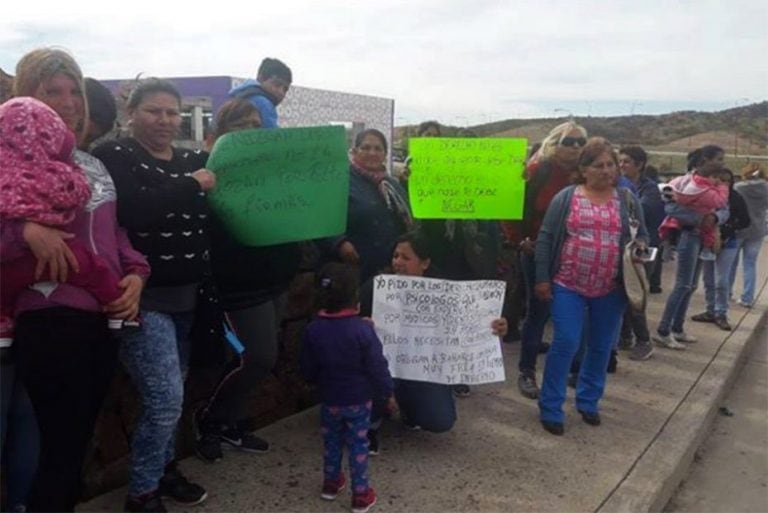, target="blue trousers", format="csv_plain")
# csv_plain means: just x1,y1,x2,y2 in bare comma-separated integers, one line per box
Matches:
702,241,740,316
321,402,371,494
732,236,765,305
120,310,193,496
539,284,626,424
1,361,40,511
658,230,702,336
